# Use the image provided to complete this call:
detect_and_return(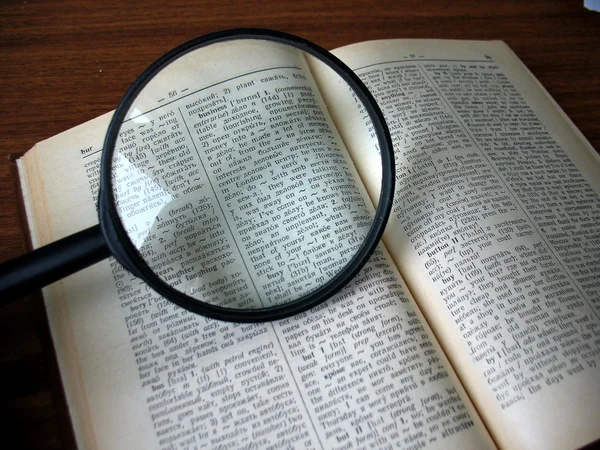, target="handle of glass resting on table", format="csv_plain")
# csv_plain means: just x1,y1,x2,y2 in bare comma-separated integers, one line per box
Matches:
0,225,110,304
